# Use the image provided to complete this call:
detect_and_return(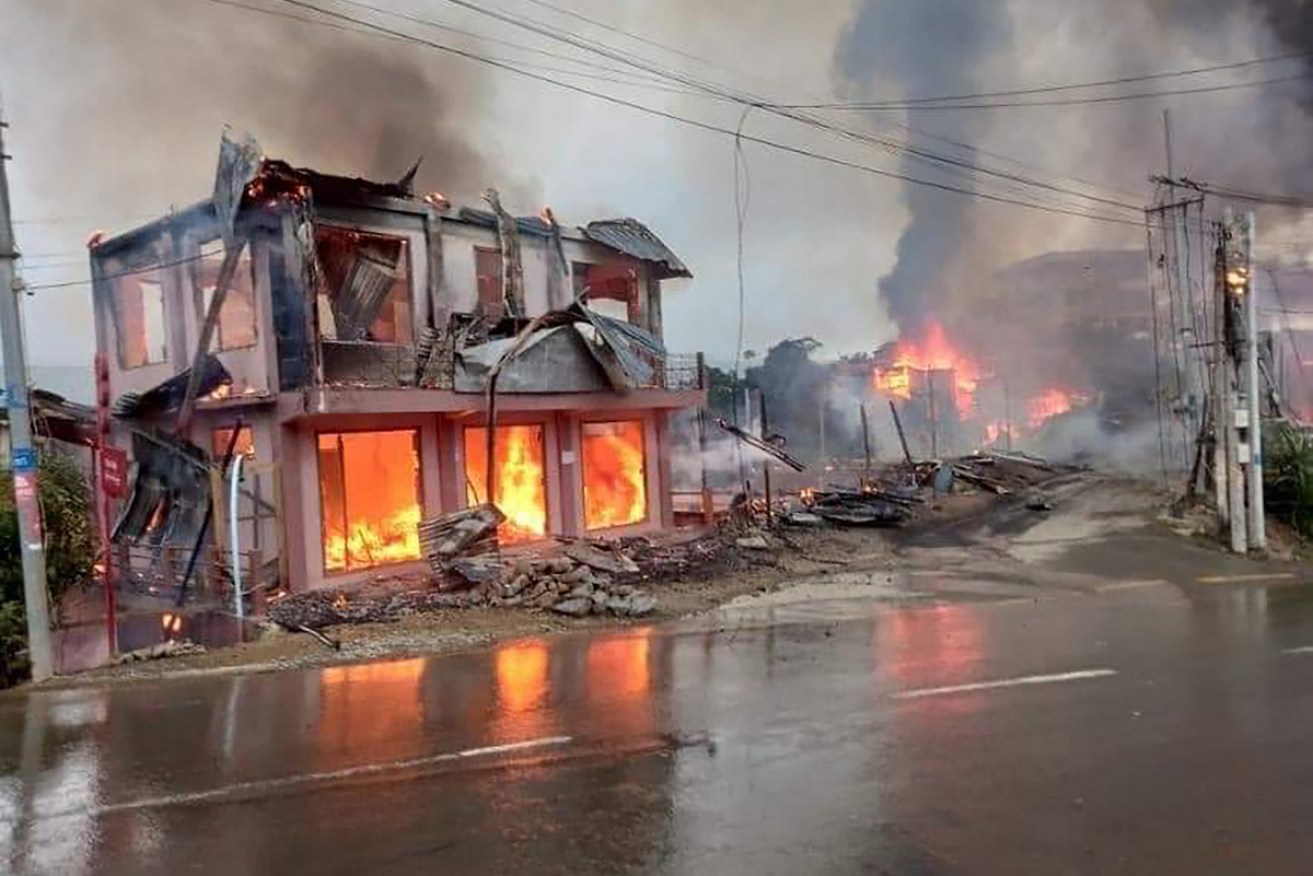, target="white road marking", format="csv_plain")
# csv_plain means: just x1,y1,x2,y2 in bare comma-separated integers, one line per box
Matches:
1097,579,1170,593
1197,573,1297,585
893,669,1119,700
1281,646,1313,656
19,736,574,821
